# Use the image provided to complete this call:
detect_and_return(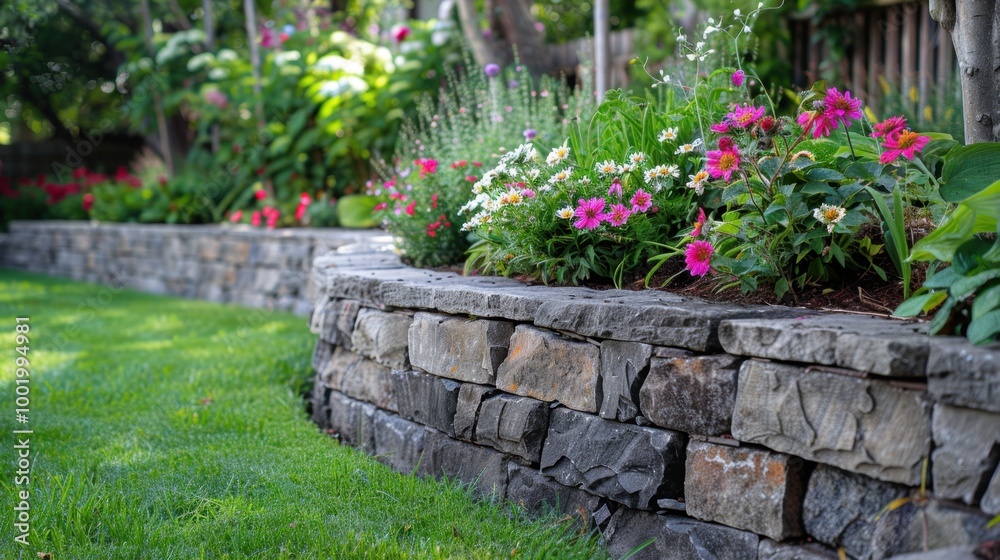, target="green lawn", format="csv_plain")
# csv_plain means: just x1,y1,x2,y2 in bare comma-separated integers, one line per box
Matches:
0,270,605,559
